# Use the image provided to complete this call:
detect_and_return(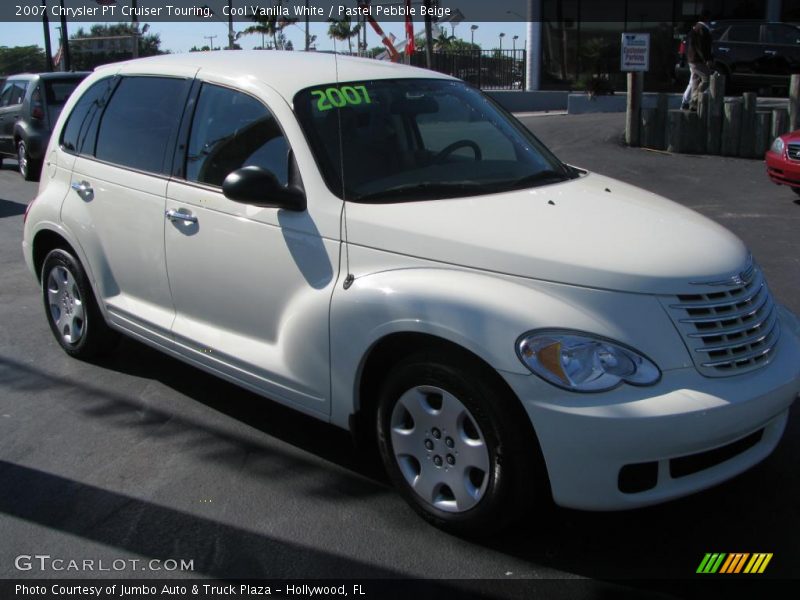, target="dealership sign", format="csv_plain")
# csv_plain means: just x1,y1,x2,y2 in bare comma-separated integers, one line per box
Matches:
621,33,650,72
